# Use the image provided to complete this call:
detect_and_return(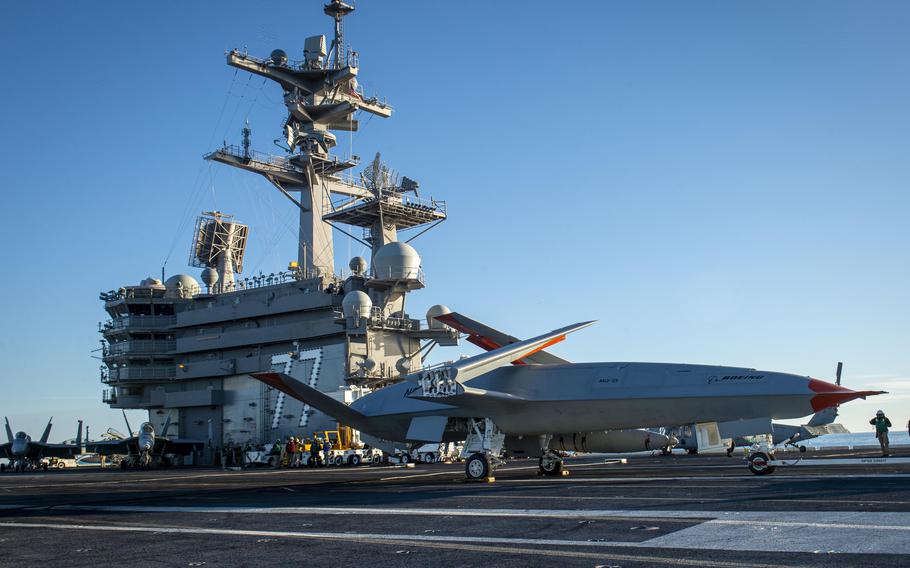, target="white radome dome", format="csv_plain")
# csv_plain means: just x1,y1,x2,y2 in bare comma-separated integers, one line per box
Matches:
139,277,164,288
164,274,200,298
349,256,368,276
426,304,452,330
372,241,421,281
342,290,373,319
200,267,219,288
